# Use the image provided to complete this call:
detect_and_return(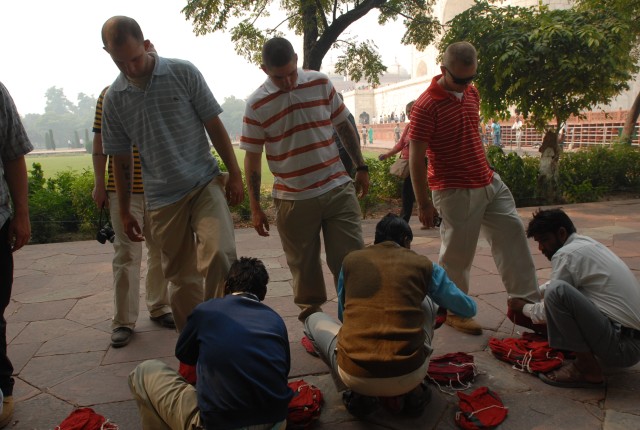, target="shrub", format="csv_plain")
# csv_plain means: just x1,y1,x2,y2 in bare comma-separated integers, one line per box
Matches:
485,146,541,206
27,163,96,243
559,145,640,203
359,156,402,218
